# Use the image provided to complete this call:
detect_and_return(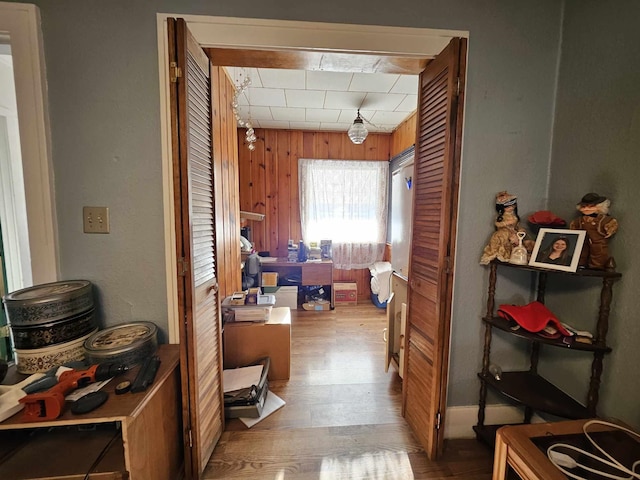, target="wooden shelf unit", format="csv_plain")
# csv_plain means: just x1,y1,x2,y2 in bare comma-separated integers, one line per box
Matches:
0,344,182,480
476,261,621,445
